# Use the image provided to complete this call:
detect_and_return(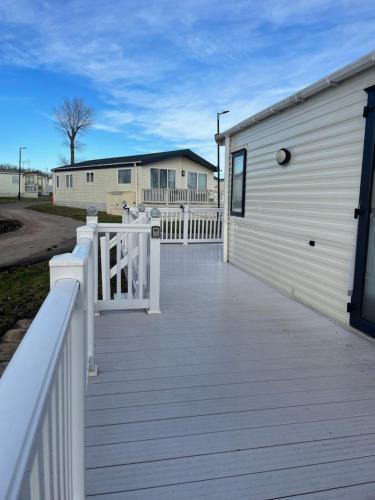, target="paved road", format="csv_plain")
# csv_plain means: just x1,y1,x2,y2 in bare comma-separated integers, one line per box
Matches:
0,201,81,269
